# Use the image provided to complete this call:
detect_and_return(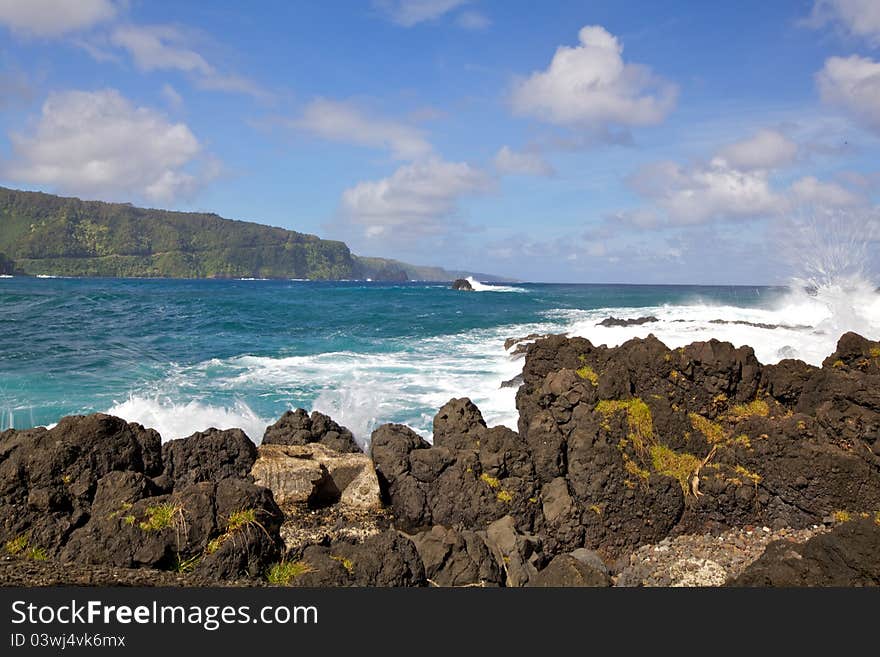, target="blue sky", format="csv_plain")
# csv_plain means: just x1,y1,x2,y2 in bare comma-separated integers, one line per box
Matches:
1,0,879,283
